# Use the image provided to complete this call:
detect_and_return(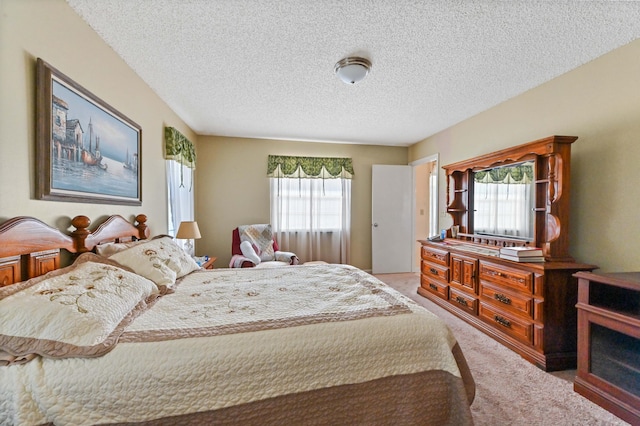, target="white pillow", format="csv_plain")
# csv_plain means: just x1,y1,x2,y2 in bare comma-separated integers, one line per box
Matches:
161,238,201,277
109,237,199,292
0,253,158,359
95,240,144,257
